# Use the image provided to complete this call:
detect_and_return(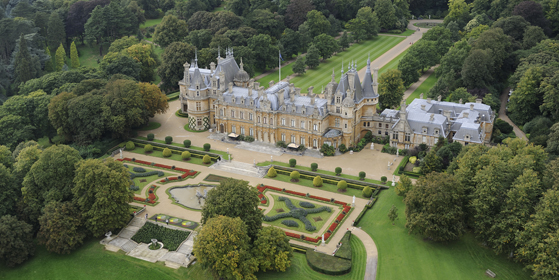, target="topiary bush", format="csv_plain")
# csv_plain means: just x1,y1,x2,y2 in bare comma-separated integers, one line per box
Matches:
281,220,299,227
203,143,210,151
162,148,172,157
183,140,191,148
133,167,146,173
311,163,318,171
299,201,315,208
144,144,153,153
290,171,300,182
313,176,323,187
359,171,366,180
337,180,347,192
289,158,296,167
335,167,342,175
381,176,387,183
165,136,173,144
126,141,135,150
362,186,373,198
147,133,154,141
129,185,140,191
181,151,191,160
267,166,277,177
339,144,347,153
202,155,211,164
